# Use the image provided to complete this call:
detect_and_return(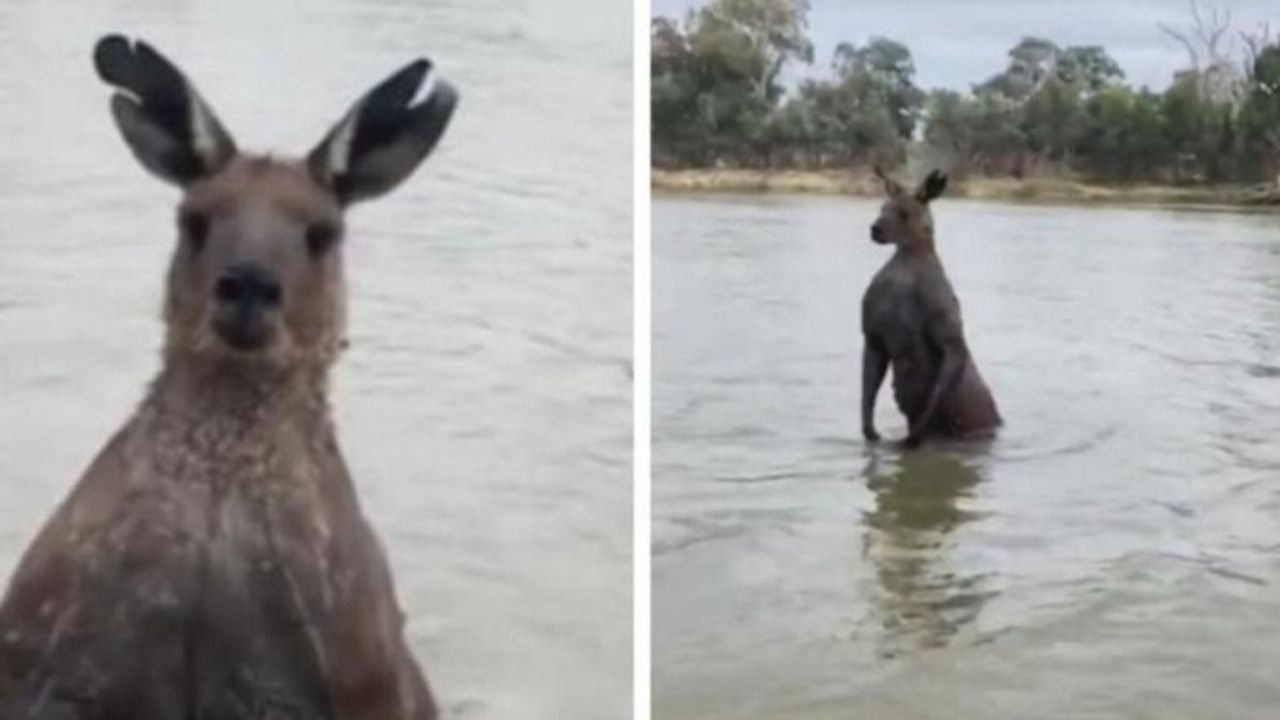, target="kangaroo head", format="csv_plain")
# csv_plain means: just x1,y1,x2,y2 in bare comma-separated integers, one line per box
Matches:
869,166,947,253
93,35,458,369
